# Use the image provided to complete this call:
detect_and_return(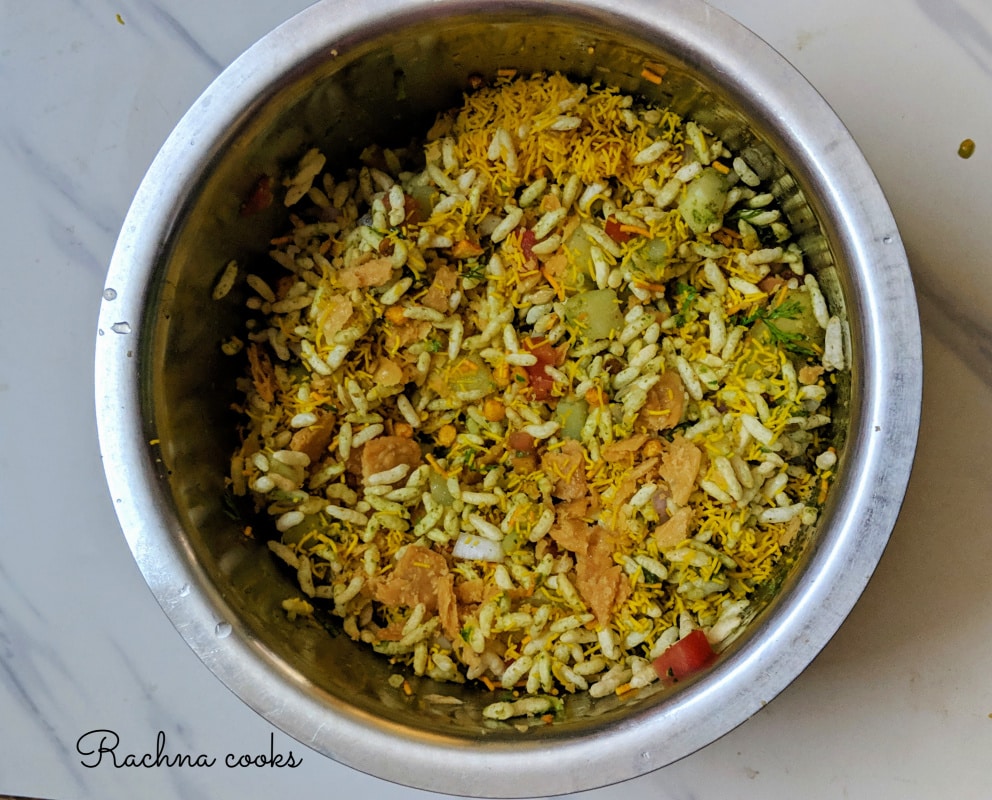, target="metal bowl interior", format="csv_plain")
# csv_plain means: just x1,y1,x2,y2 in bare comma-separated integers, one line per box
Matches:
95,0,921,795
